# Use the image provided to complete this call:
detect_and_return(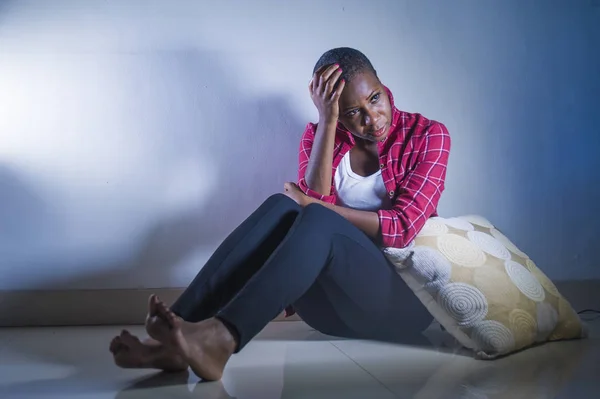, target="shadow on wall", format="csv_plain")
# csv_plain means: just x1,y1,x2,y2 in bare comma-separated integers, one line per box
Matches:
0,163,61,251
0,49,304,293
